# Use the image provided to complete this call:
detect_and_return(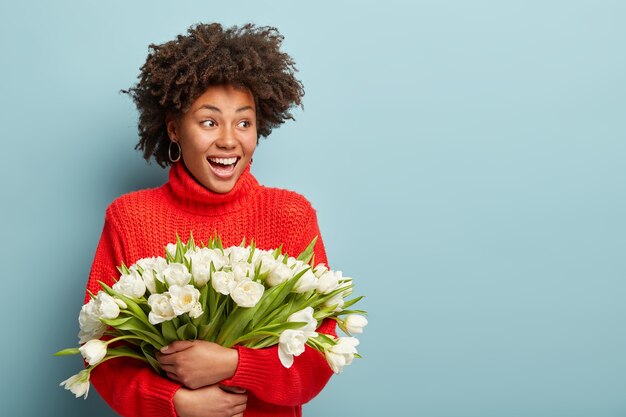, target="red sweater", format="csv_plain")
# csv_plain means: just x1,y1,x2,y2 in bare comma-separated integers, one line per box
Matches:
85,161,335,417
